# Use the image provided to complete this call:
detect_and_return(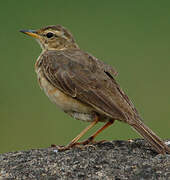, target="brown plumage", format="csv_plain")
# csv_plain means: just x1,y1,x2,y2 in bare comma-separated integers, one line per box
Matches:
20,25,170,154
